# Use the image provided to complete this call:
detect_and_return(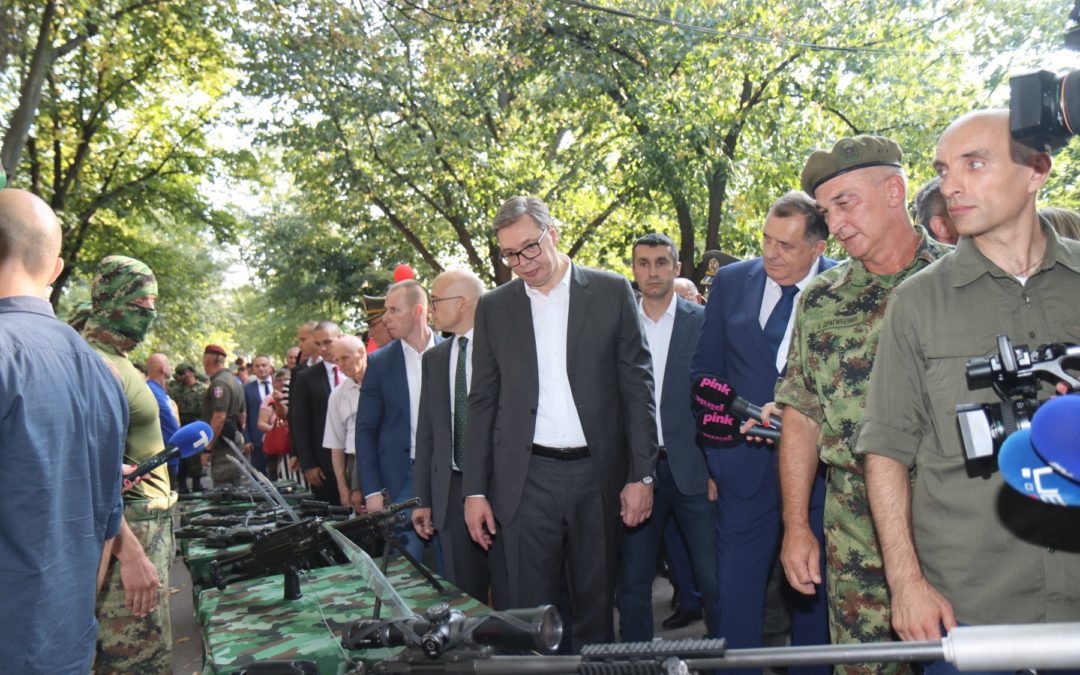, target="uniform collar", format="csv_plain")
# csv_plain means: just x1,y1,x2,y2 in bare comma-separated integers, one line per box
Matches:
950,217,1080,288
828,226,943,290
